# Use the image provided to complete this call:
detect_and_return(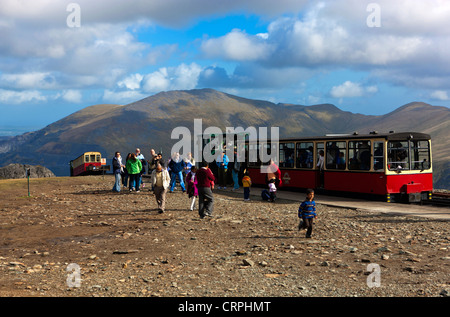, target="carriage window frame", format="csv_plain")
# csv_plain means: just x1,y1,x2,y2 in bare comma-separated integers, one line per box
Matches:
348,140,371,171
279,142,295,168
84,155,90,162
387,141,410,171
326,141,347,170
411,140,431,170
296,142,314,169
373,141,385,171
